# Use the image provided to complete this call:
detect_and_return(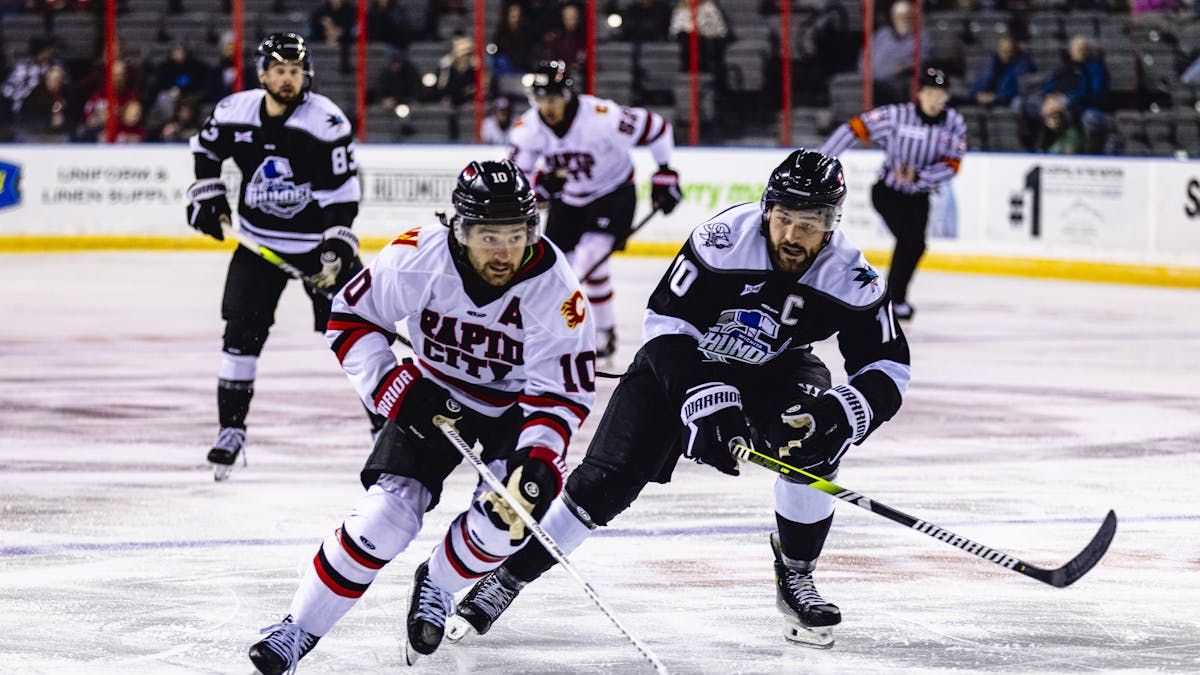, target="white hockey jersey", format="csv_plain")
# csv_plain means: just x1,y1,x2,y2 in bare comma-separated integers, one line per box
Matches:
508,94,672,206
326,225,596,457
